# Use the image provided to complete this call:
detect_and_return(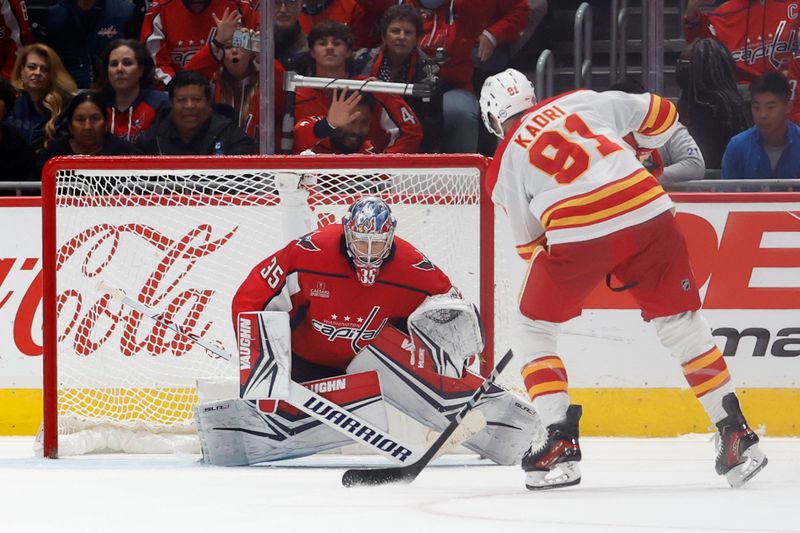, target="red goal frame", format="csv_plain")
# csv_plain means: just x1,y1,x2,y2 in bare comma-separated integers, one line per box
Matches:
40,153,494,458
